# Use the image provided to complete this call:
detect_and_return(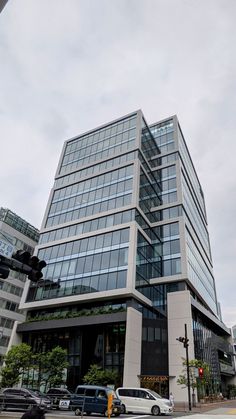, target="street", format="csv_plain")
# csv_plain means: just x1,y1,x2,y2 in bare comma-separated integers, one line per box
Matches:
1,400,236,419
